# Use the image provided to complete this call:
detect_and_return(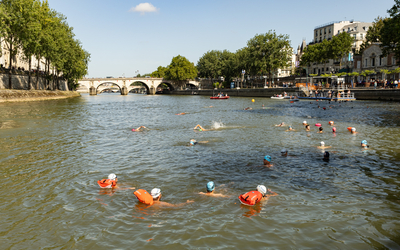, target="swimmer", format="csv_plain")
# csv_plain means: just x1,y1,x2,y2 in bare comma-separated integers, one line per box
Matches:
275,122,285,127
132,126,147,132
332,127,336,133
193,124,209,131
317,141,331,149
351,127,358,134
361,140,369,149
323,151,330,161
199,181,230,197
189,139,209,146
285,126,295,132
97,174,135,190
281,148,288,157
244,107,252,110
328,121,334,126
263,155,273,167
150,188,194,207
176,112,186,115
317,127,323,133
238,185,278,206
305,124,310,131
303,121,308,126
